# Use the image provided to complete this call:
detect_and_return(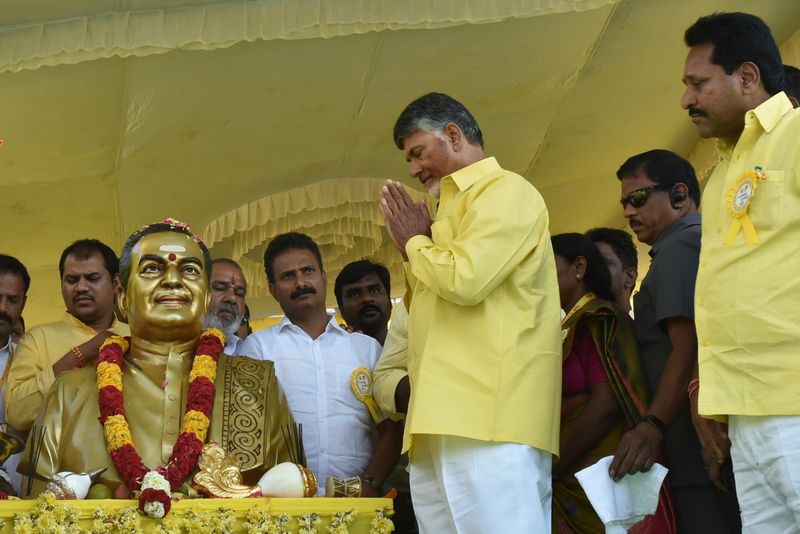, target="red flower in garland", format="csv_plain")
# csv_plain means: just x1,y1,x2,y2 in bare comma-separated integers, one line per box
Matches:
96,329,225,517
139,487,172,518
185,378,215,417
